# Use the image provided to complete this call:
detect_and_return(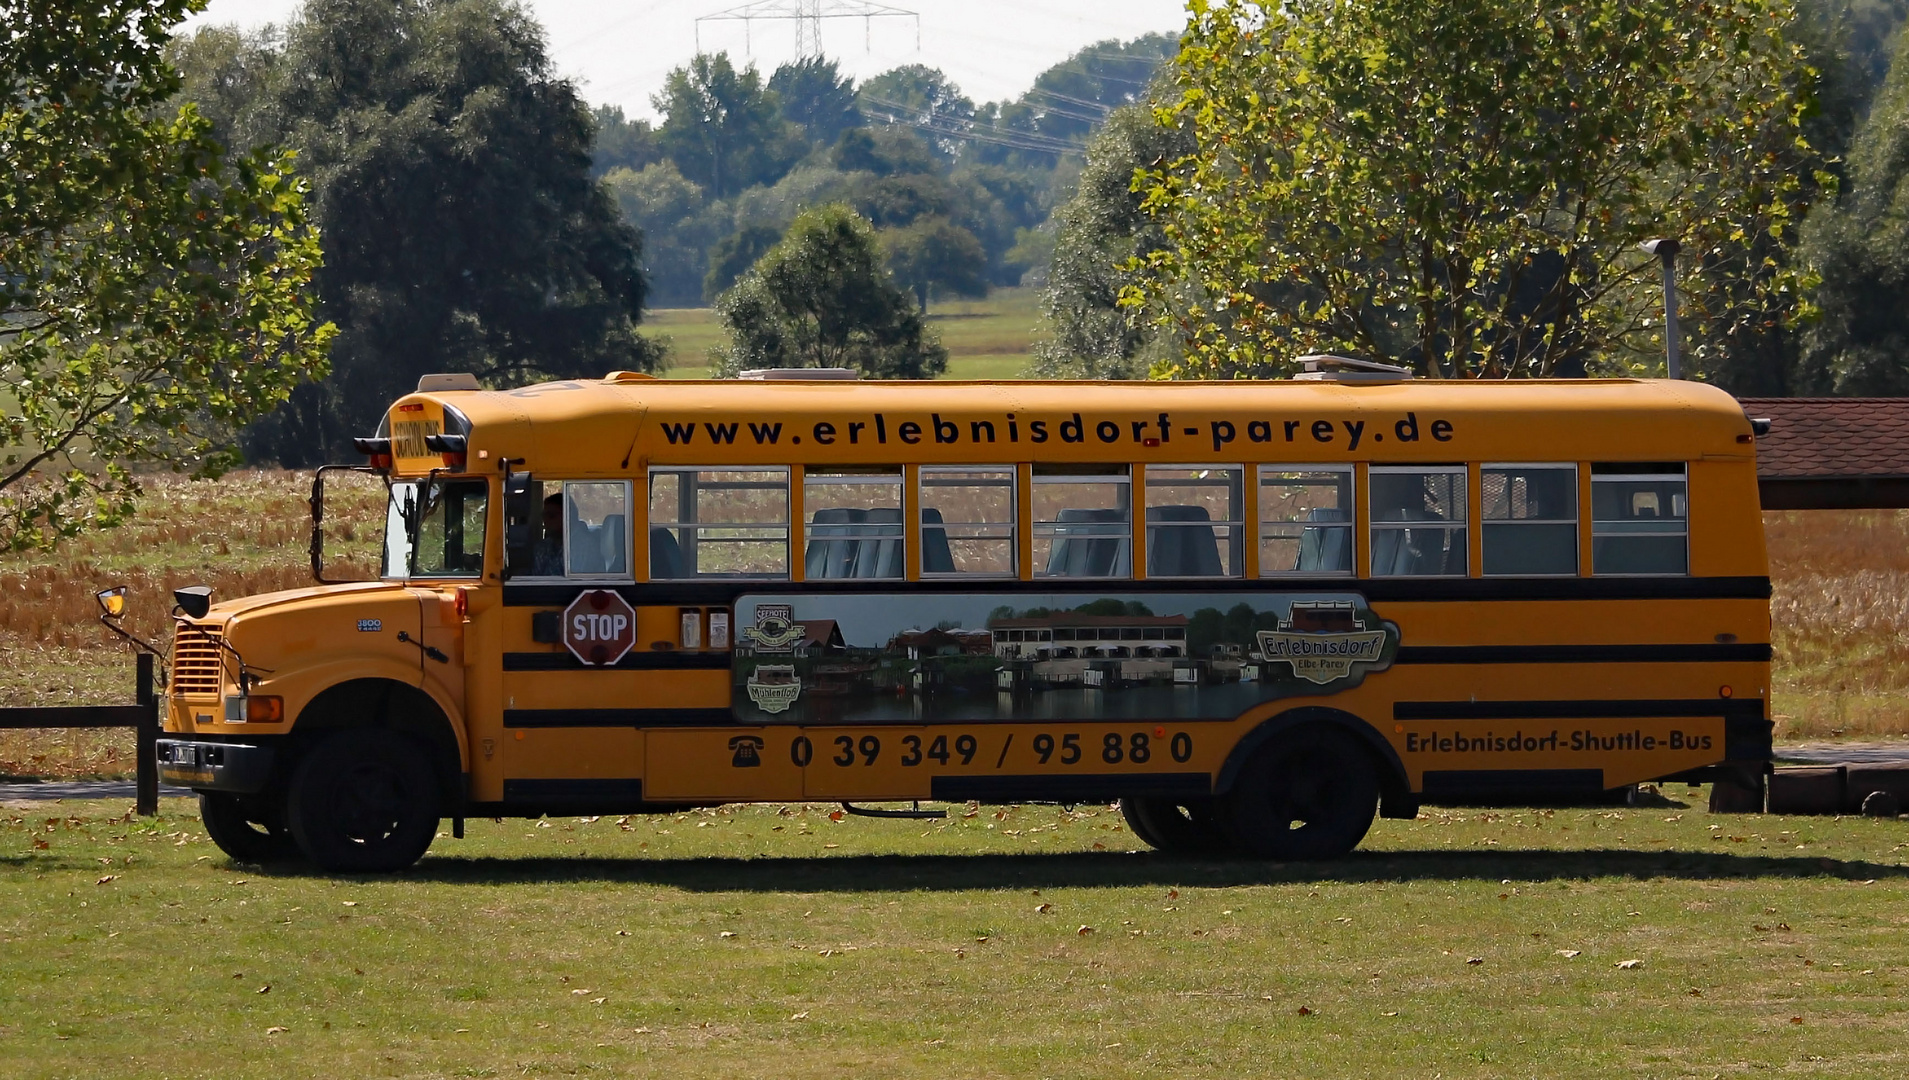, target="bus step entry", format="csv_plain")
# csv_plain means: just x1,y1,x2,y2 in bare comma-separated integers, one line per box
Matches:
840,801,947,820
